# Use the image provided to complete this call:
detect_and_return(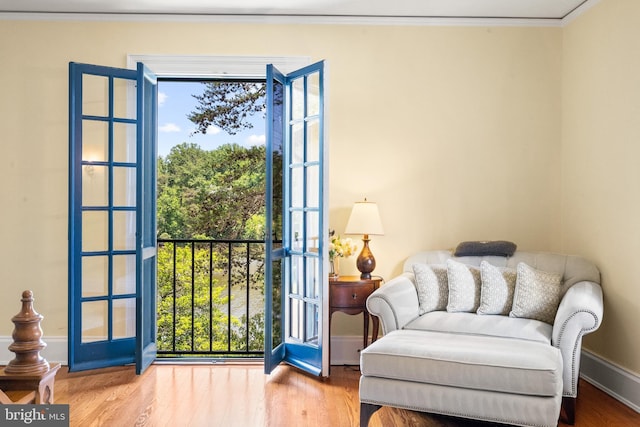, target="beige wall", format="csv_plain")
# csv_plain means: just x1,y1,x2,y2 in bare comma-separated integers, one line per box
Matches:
0,21,563,351
562,0,640,373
